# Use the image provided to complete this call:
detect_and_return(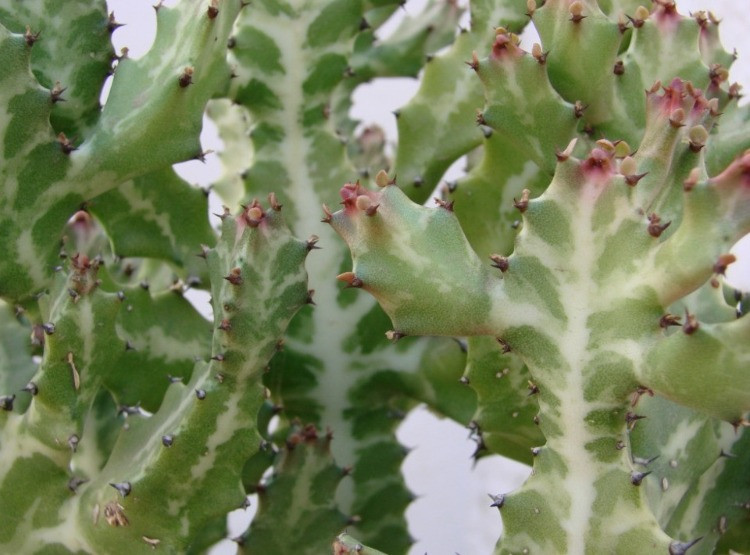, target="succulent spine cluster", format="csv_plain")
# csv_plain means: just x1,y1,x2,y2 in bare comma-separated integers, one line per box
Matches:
0,0,748,554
